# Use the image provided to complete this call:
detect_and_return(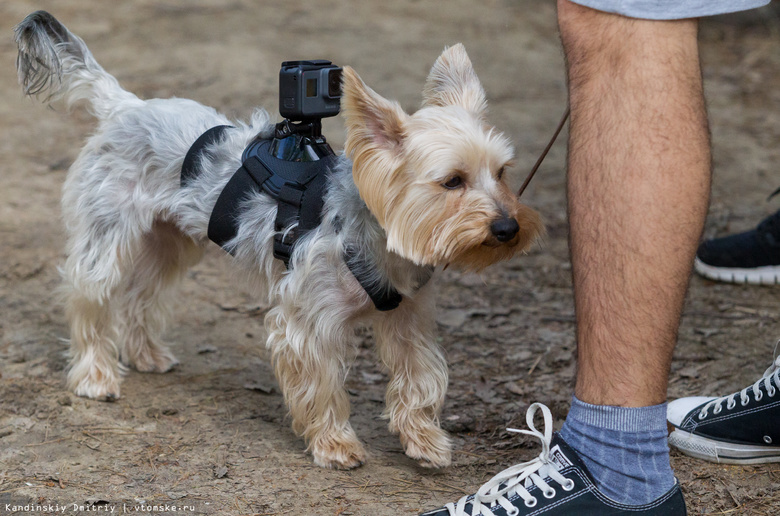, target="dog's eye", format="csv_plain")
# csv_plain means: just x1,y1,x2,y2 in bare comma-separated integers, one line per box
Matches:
497,166,505,180
442,176,464,189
